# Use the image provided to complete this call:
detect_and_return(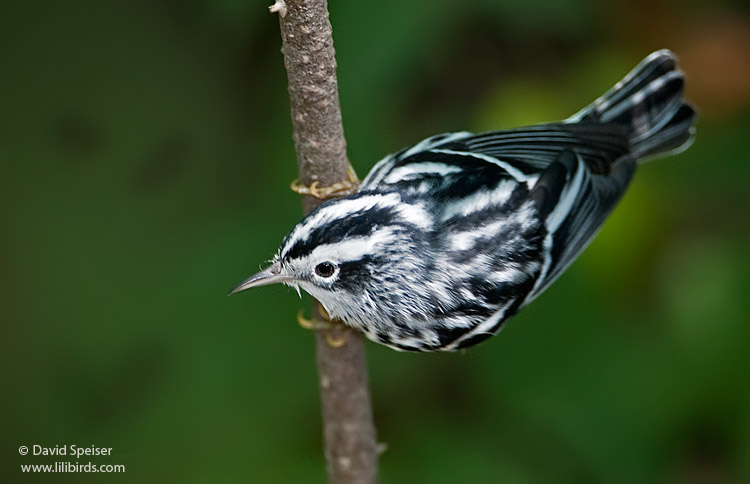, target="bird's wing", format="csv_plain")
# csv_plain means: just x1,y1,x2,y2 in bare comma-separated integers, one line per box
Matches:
524,149,636,302
361,123,638,302
461,123,631,175
361,122,632,191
